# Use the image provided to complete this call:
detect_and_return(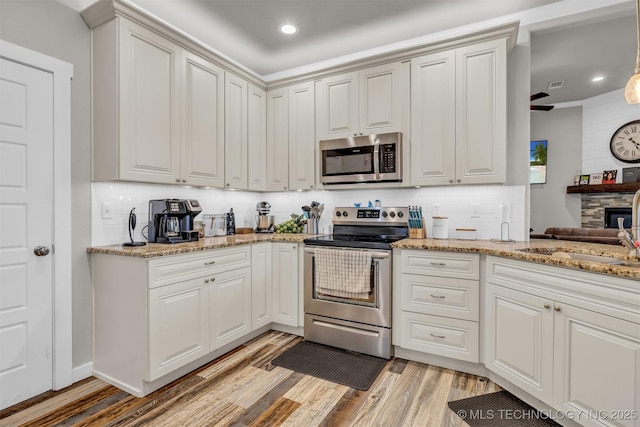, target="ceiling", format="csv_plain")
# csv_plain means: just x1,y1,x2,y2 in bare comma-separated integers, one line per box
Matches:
61,0,637,103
